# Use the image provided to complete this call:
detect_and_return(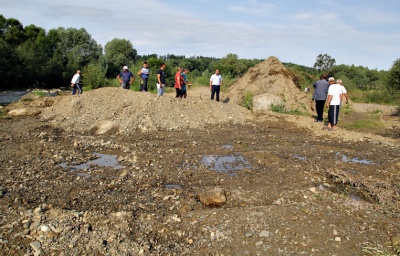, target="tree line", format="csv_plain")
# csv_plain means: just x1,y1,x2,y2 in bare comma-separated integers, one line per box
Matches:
1,15,399,104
